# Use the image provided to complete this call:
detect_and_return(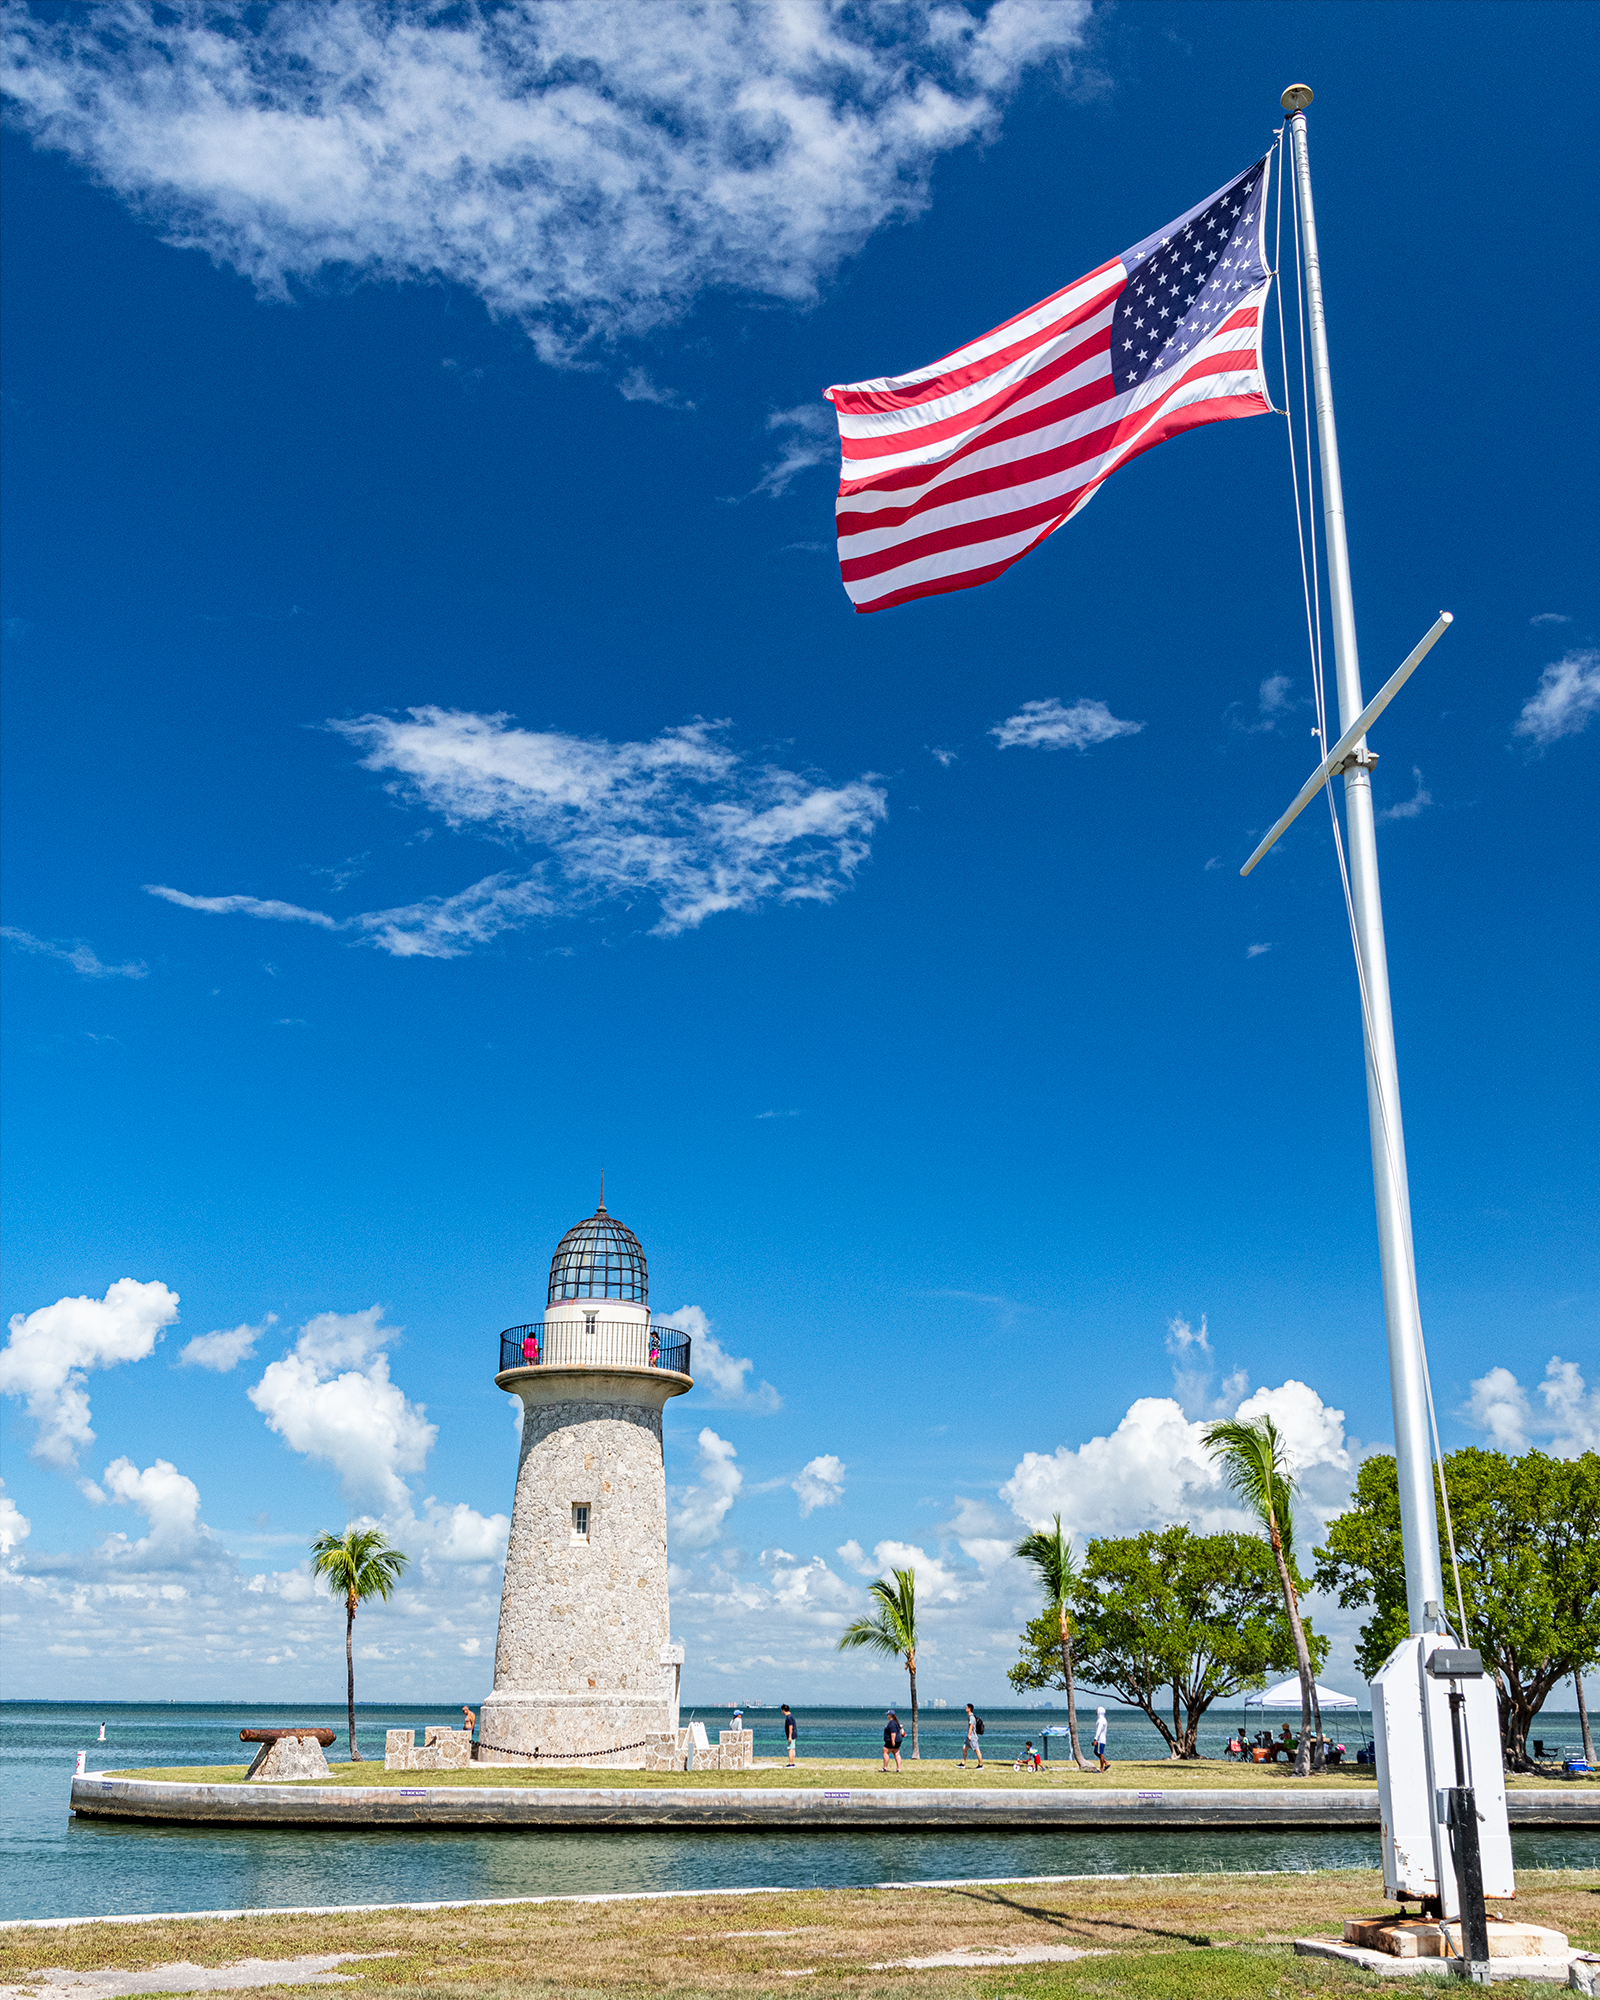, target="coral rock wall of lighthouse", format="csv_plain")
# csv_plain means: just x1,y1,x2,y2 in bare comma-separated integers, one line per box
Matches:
479,1369,680,1764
